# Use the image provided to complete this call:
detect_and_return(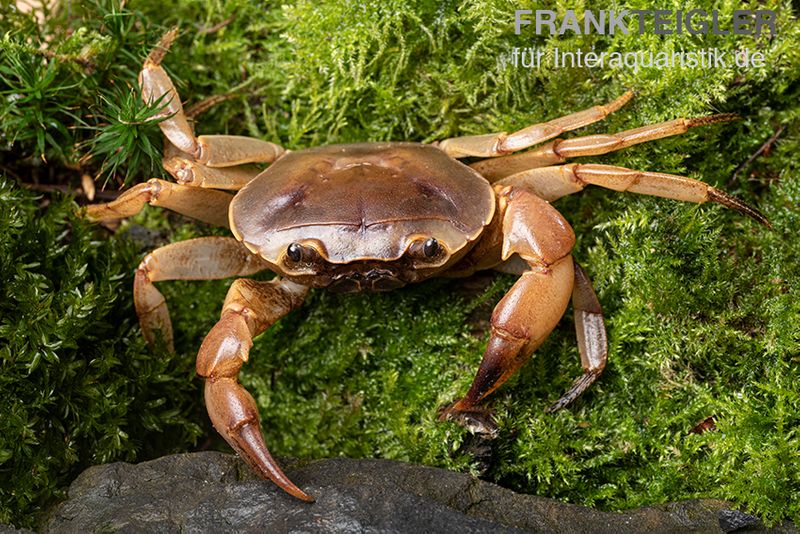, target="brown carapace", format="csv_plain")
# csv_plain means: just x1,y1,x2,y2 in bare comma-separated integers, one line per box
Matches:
84,29,769,502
